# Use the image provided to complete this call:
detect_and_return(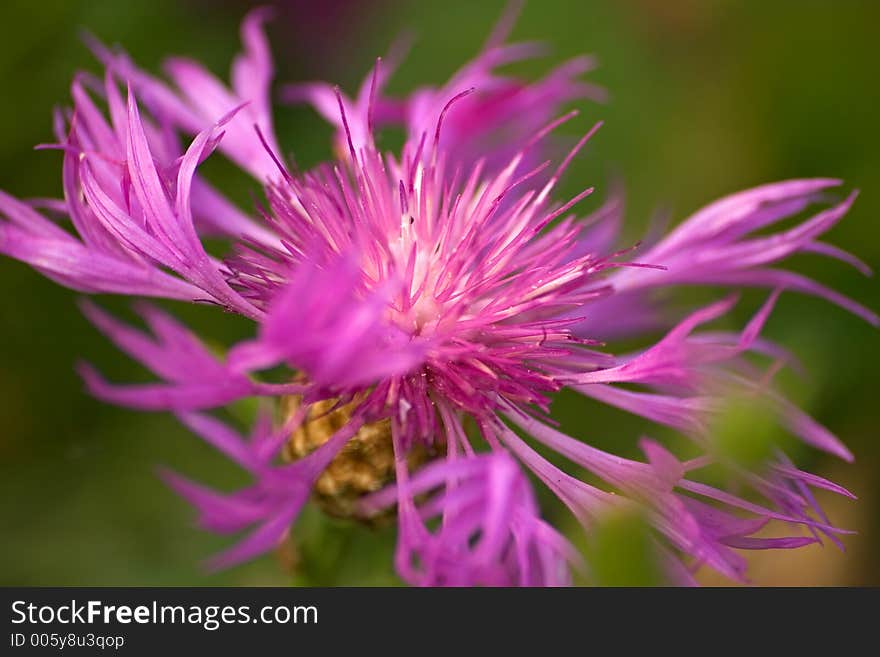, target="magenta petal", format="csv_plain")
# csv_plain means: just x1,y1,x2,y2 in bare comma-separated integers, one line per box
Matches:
722,536,818,550
365,451,580,586
229,254,428,390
